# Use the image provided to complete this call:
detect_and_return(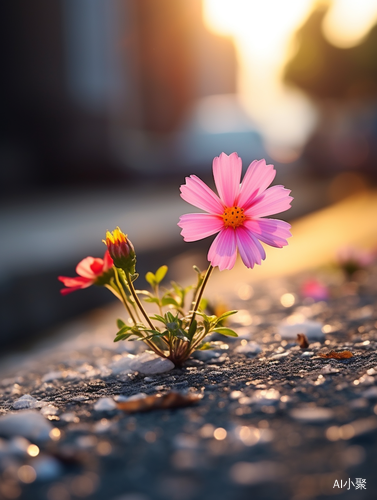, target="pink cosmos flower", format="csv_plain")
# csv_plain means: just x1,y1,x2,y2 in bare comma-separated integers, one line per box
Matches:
58,250,113,295
178,152,293,271
301,279,329,301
